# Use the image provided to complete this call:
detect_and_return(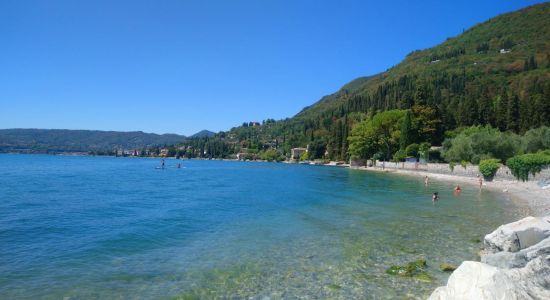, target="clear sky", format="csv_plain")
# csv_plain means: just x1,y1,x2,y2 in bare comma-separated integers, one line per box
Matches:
1,0,547,135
